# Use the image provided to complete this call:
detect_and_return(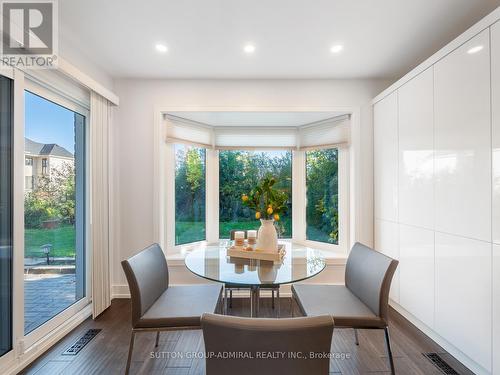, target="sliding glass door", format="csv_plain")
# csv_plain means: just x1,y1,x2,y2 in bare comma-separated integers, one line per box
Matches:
0,75,13,358
23,90,86,334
